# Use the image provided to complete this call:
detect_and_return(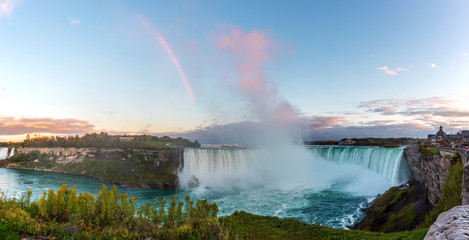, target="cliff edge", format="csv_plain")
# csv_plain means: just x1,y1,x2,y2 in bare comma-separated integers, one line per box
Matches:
1,147,183,189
